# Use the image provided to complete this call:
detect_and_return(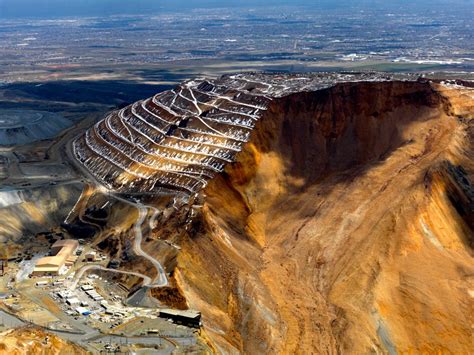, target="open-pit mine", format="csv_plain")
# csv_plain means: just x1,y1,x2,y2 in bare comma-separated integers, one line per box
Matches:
72,73,405,195
0,72,473,354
